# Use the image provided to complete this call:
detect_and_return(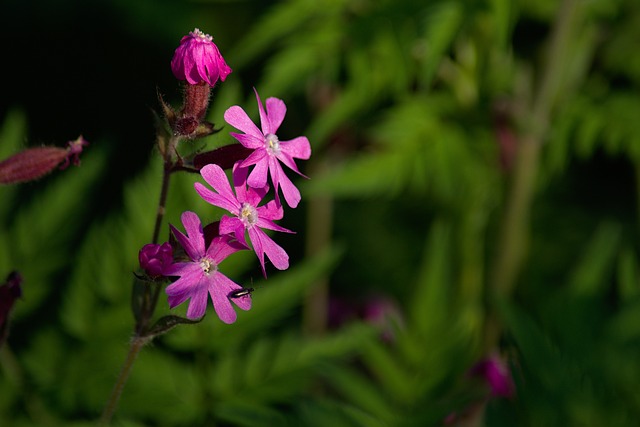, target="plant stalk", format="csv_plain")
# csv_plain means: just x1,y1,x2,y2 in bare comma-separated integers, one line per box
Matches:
101,136,179,423
487,0,581,344
99,336,149,424
303,158,334,336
